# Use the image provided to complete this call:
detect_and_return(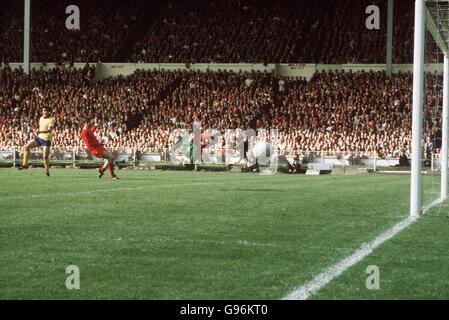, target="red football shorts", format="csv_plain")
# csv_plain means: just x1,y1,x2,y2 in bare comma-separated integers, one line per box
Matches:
89,145,105,158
